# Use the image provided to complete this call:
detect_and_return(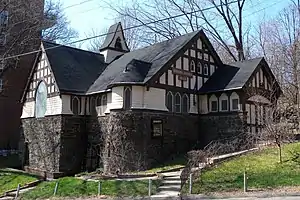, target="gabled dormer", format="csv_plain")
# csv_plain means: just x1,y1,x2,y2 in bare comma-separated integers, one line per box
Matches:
100,22,130,63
